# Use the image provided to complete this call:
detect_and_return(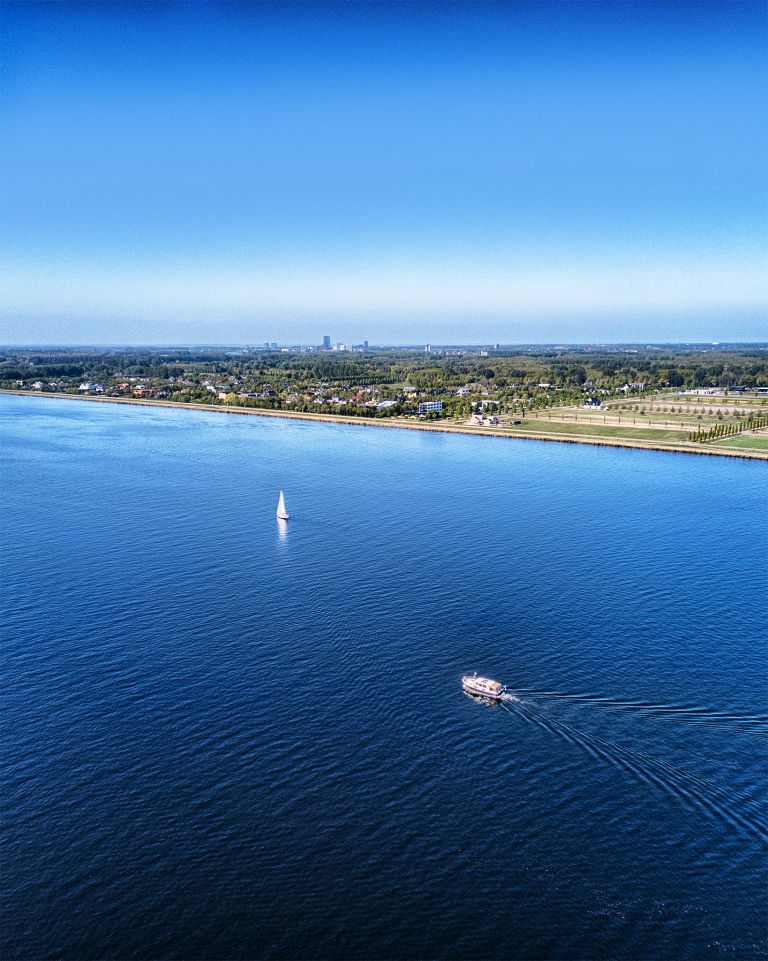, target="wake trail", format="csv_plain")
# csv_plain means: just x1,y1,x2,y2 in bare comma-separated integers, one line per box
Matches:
499,700,768,844
510,690,768,735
